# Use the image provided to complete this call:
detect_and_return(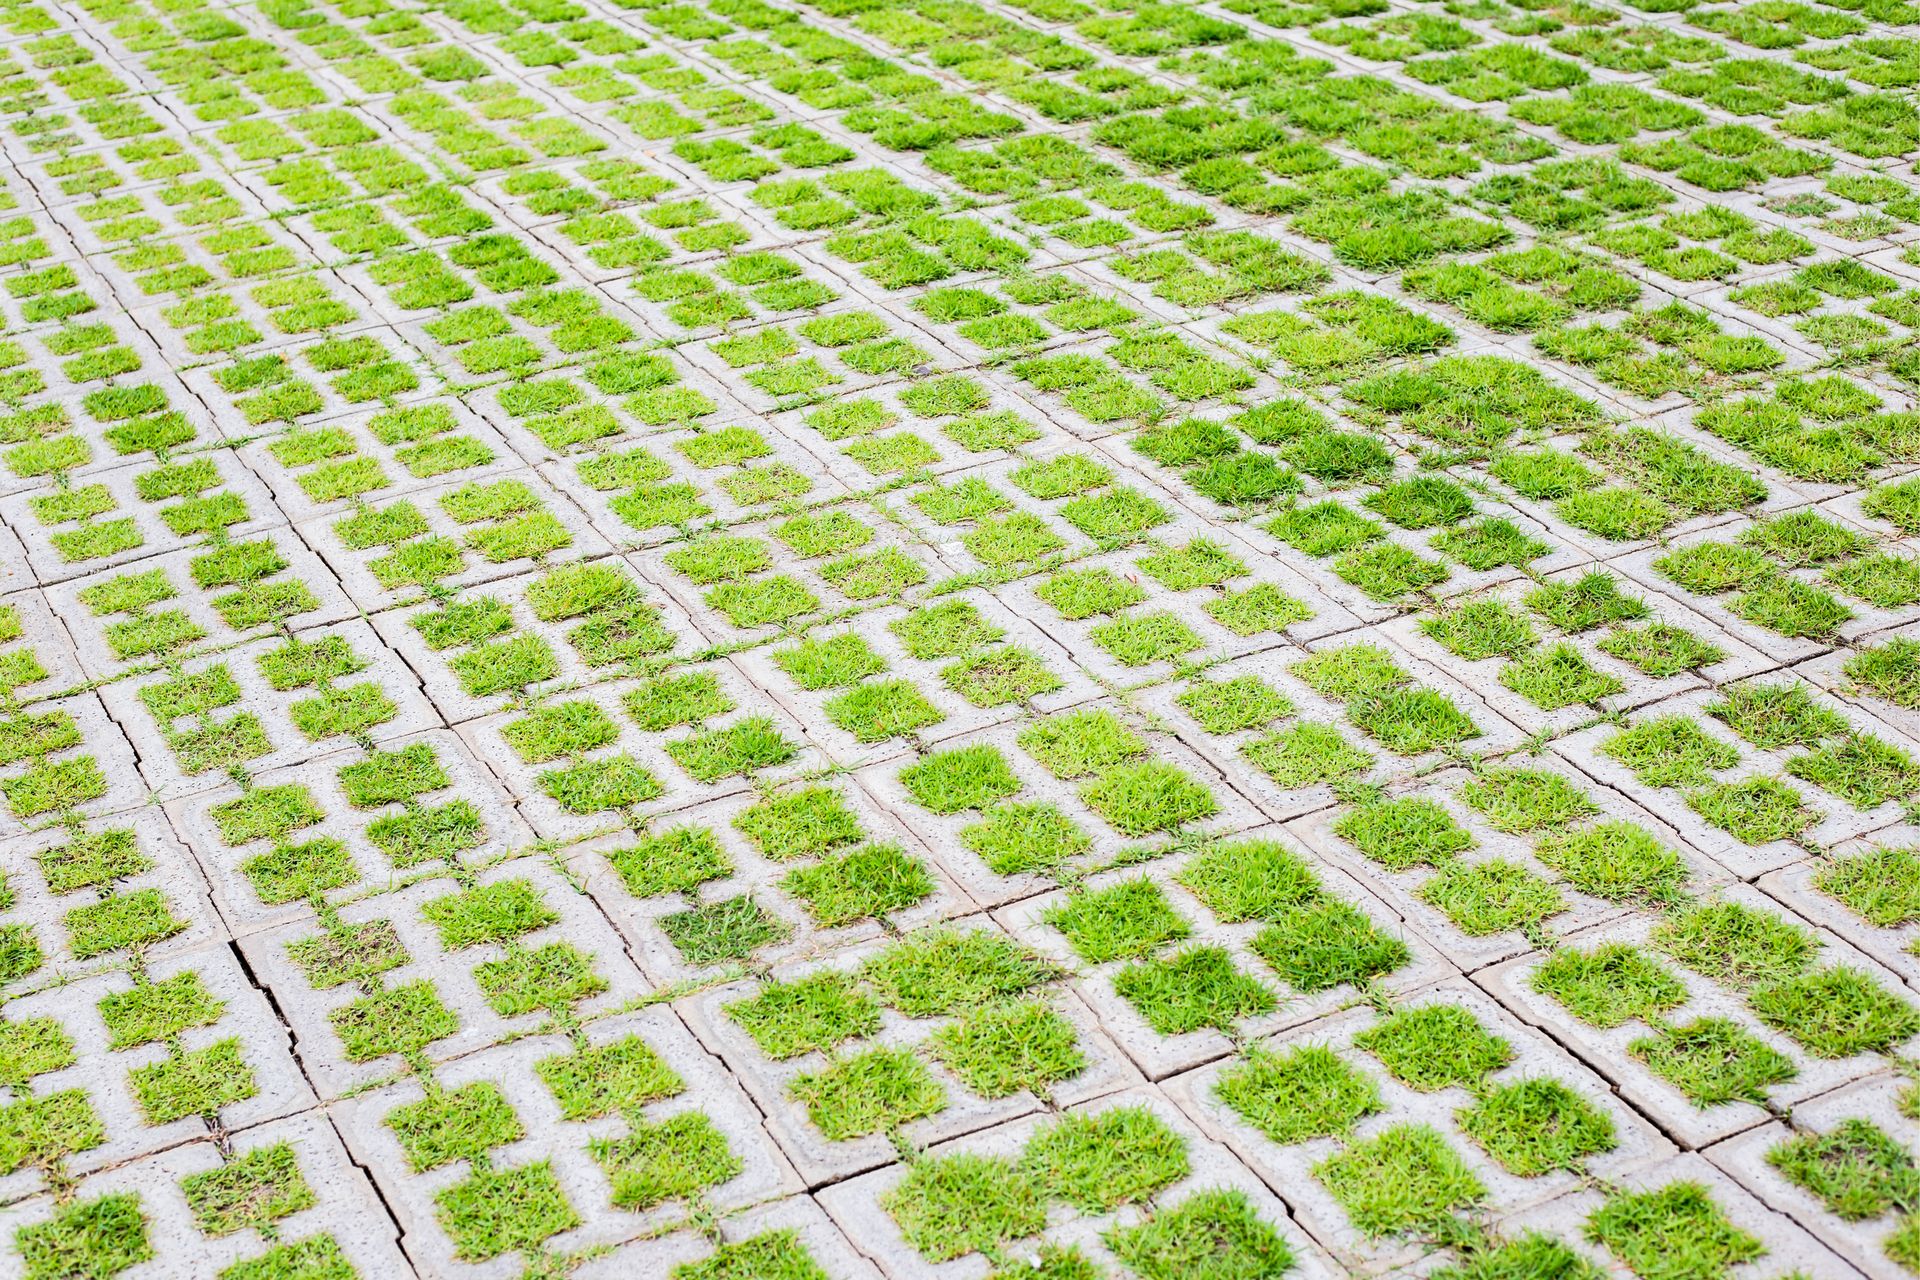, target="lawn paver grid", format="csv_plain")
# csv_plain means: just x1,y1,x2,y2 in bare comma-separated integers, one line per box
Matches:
0,0,1917,1272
